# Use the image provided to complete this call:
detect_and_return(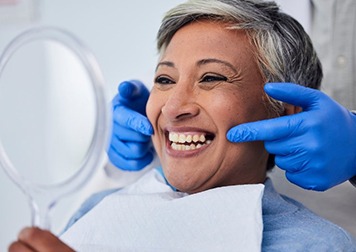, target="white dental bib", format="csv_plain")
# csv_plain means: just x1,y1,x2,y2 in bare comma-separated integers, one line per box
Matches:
61,169,264,252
